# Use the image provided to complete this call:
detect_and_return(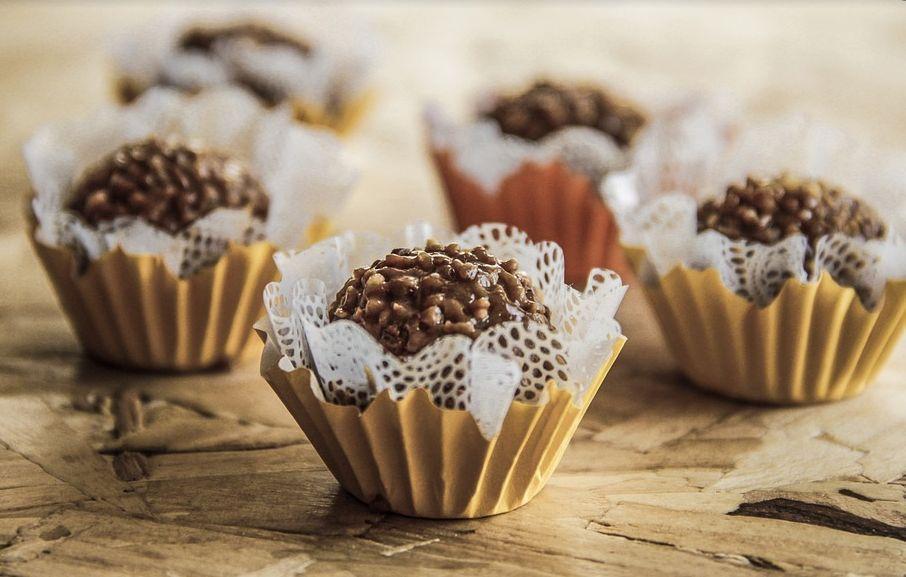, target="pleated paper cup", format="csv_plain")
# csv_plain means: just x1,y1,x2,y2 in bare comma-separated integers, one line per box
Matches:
32,235,275,372
625,246,906,404
291,90,375,136
431,150,628,285
30,218,330,372
258,327,625,519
